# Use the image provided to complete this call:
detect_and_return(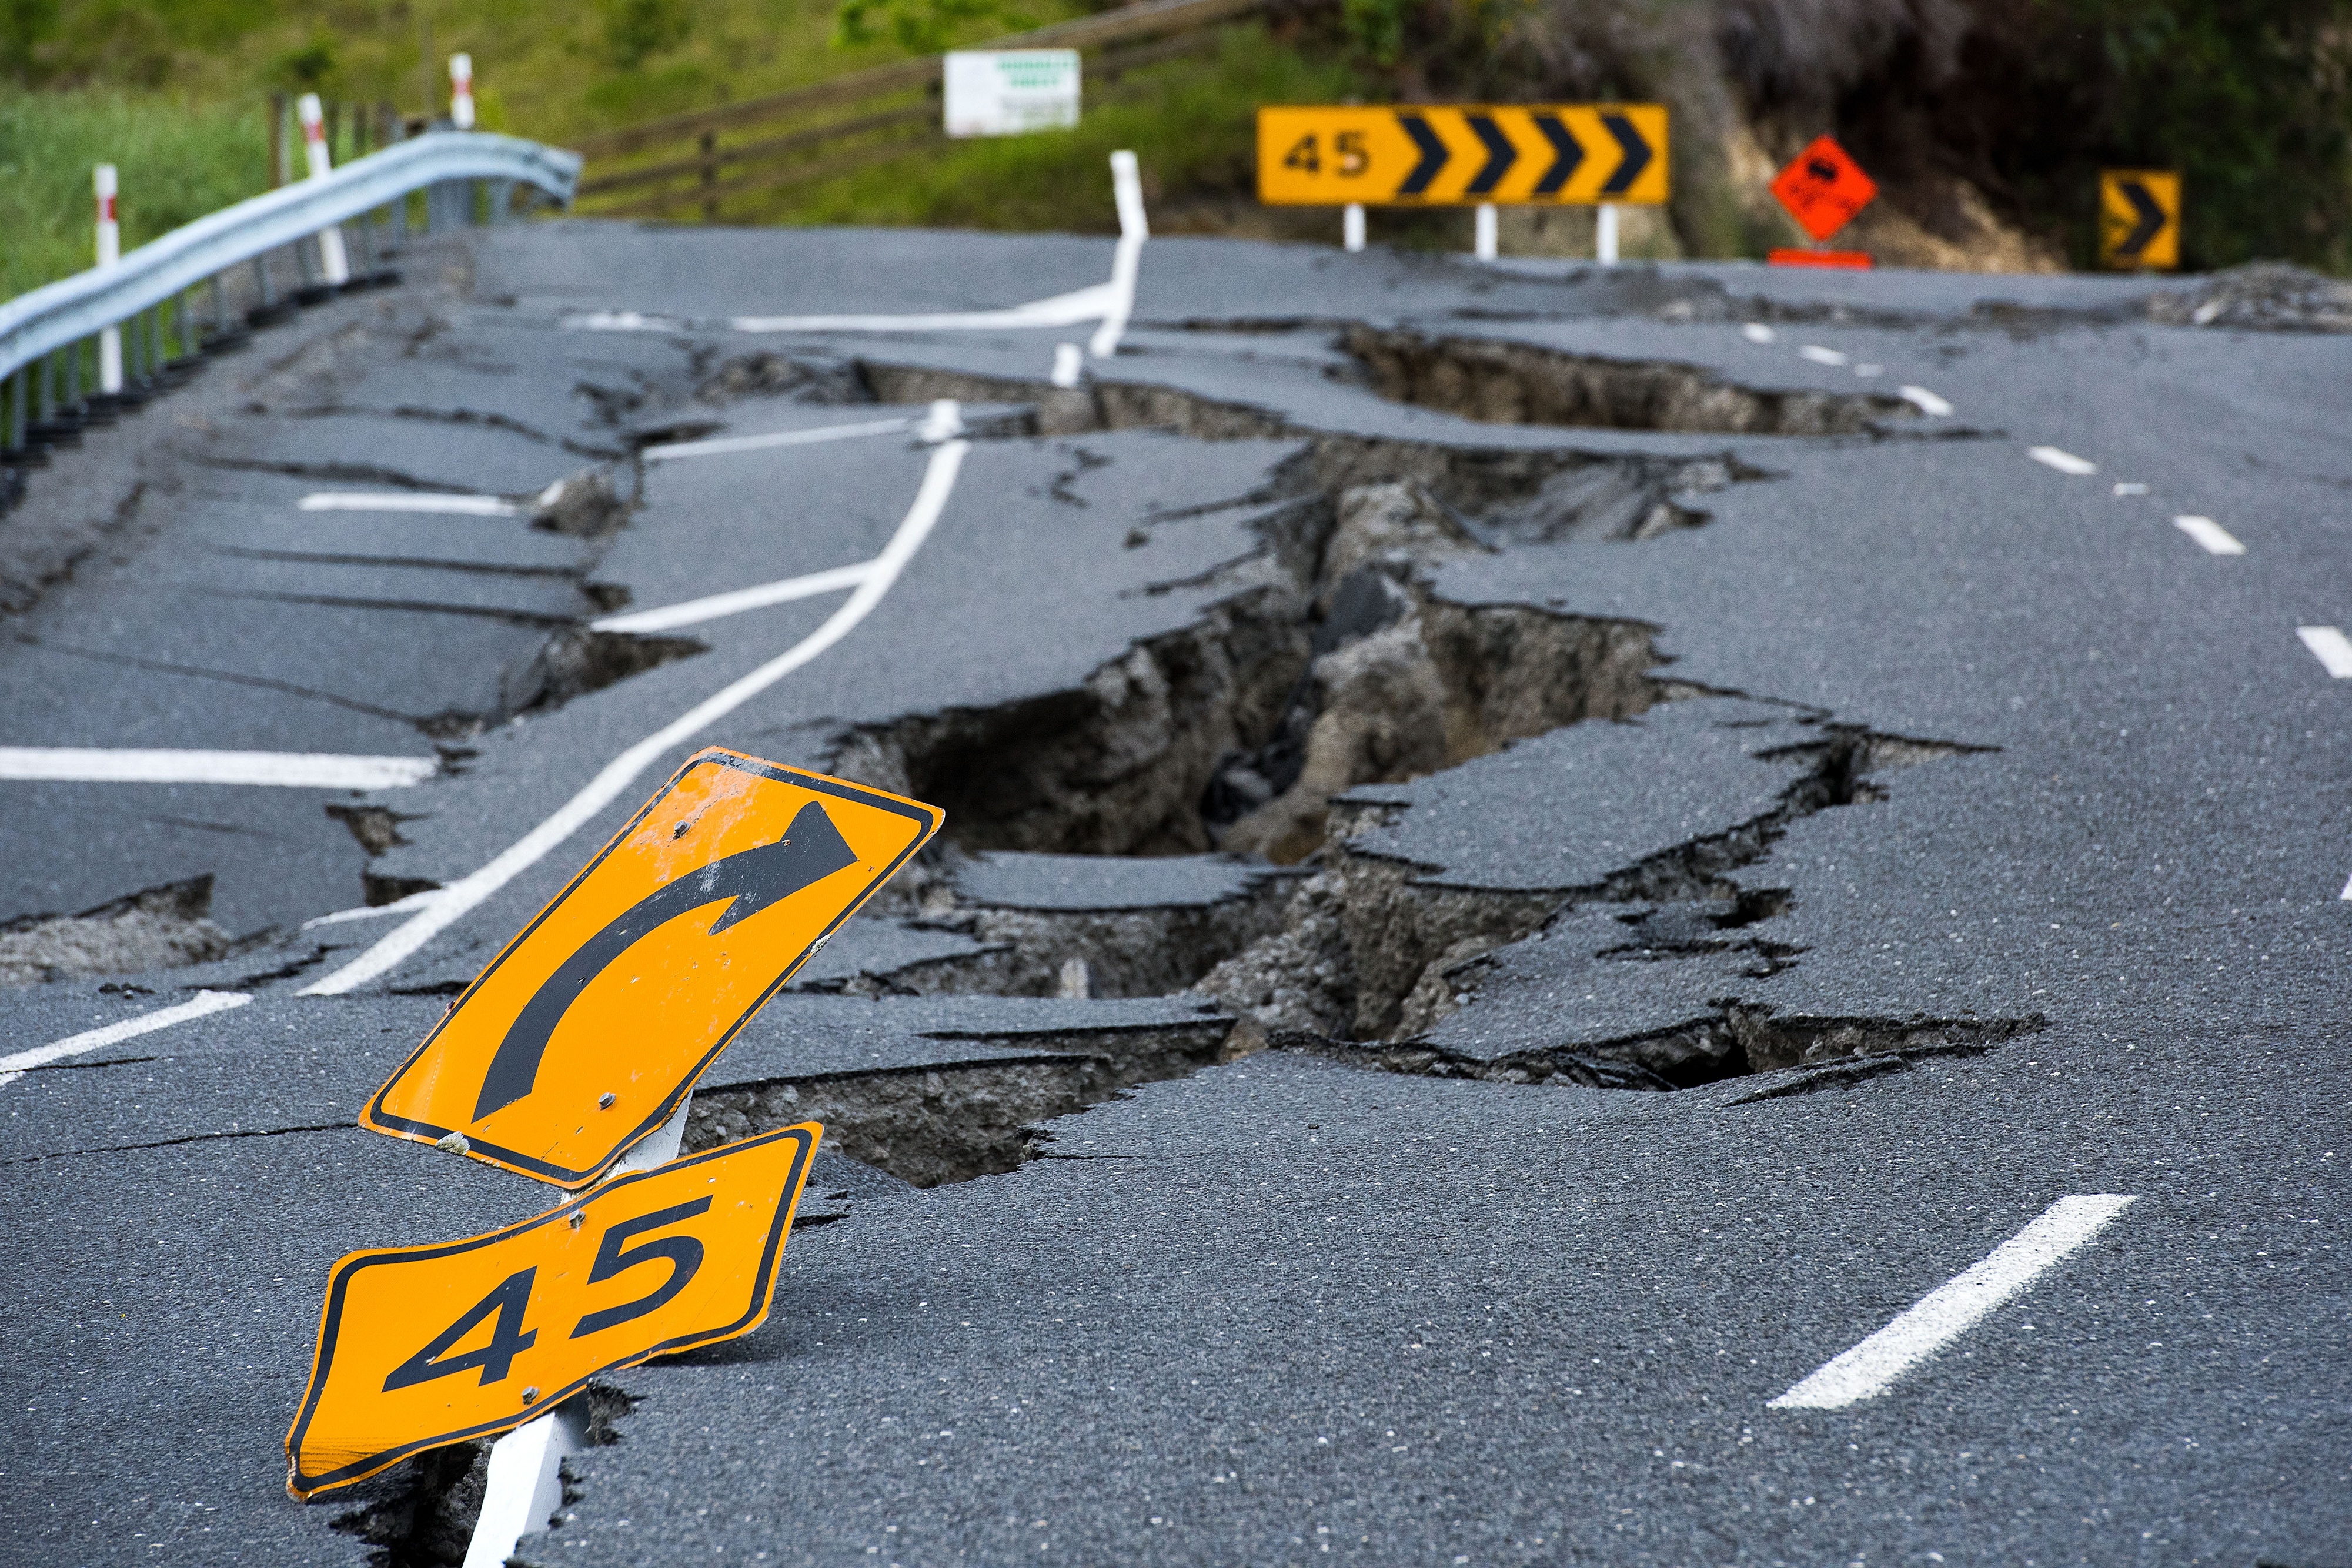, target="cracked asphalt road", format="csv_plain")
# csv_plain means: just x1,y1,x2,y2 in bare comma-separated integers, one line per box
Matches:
0,219,2345,1567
